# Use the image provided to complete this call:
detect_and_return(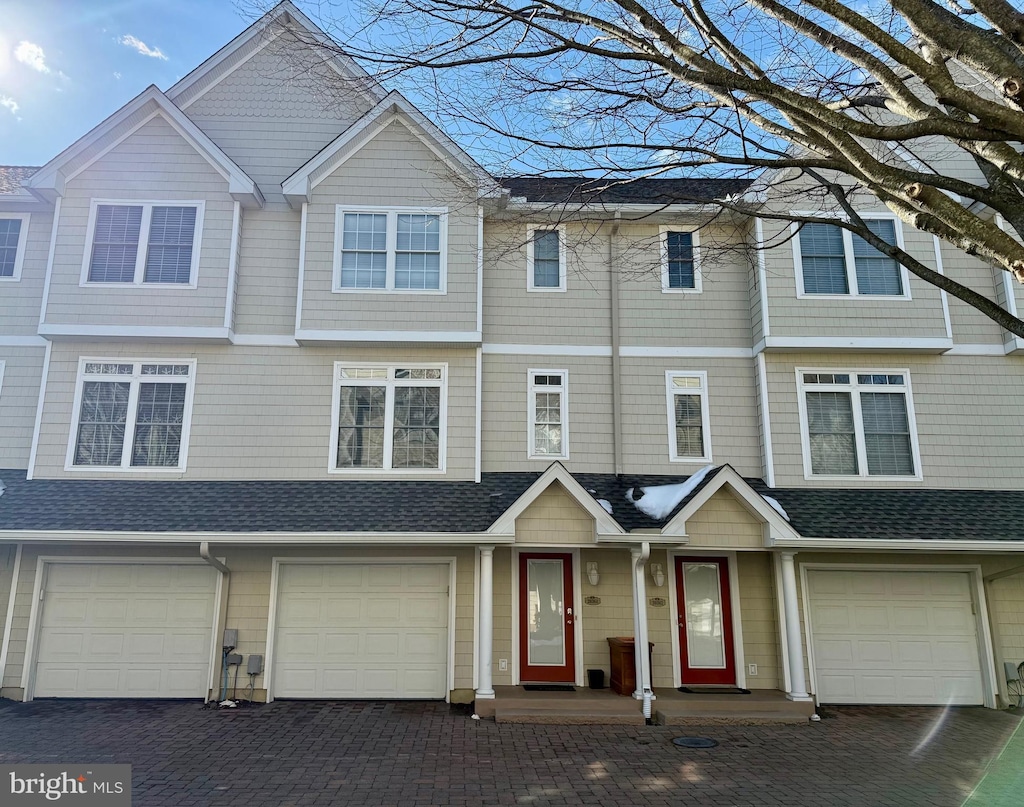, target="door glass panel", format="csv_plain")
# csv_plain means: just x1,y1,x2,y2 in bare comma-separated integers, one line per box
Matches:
683,562,726,668
526,559,565,666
